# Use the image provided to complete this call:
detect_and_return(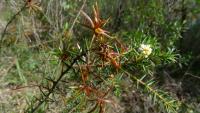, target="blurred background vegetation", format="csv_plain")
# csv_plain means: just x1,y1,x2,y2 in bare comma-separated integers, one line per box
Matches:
0,0,200,113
